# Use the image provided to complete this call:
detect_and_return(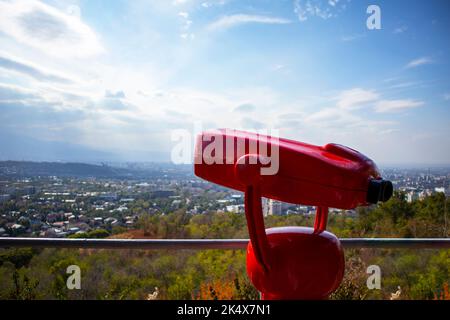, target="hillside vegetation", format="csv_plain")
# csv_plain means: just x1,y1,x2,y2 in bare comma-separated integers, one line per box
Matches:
0,192,448,300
